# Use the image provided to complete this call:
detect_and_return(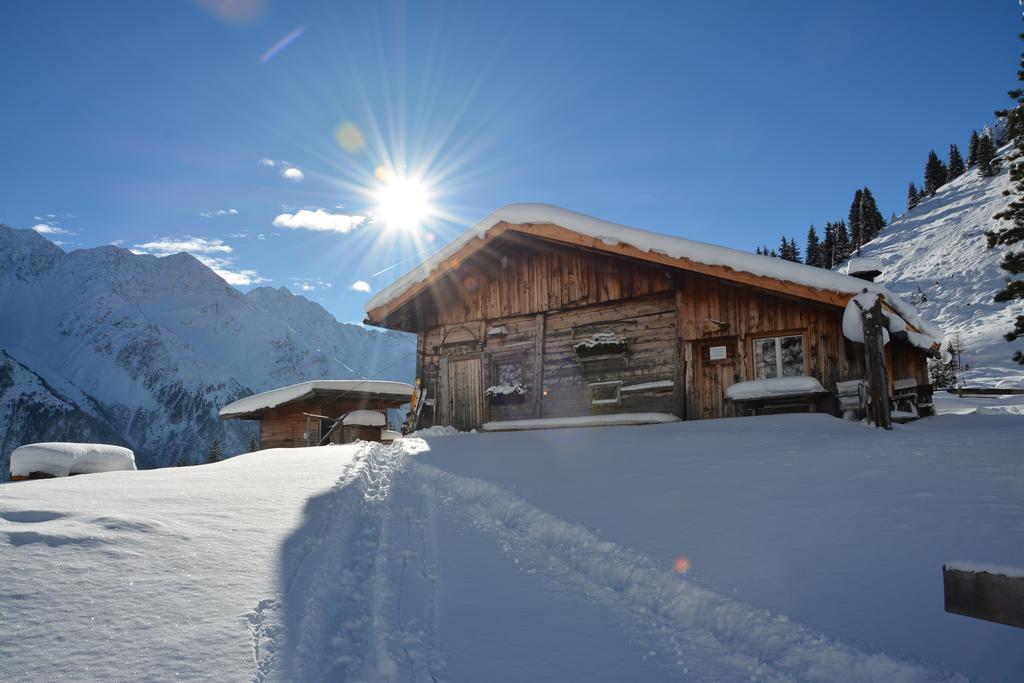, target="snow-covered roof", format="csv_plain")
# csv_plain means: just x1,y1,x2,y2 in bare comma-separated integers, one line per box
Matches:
220,380,413,419
342,409,387,427
364,204,942,350
10,442,136,478
845,257,884,276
